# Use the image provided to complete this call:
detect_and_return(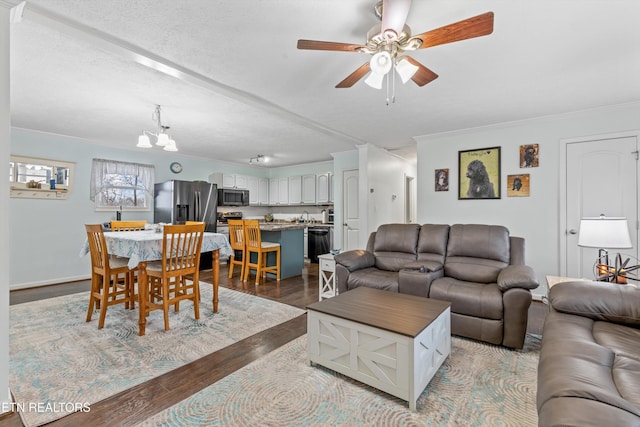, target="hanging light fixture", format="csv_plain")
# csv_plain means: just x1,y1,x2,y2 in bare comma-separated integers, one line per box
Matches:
136,105,178,152
364,51,418,90
249,154,268,165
